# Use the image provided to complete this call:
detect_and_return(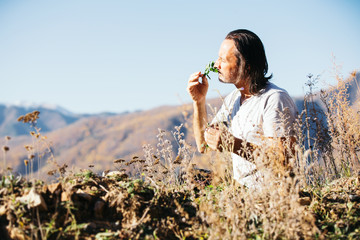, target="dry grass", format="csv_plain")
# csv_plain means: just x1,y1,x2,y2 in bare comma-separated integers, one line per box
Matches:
0,70,360,239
